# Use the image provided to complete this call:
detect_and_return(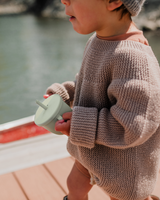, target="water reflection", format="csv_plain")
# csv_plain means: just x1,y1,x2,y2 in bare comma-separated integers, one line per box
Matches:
0,15,160,124
0,15,90,123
